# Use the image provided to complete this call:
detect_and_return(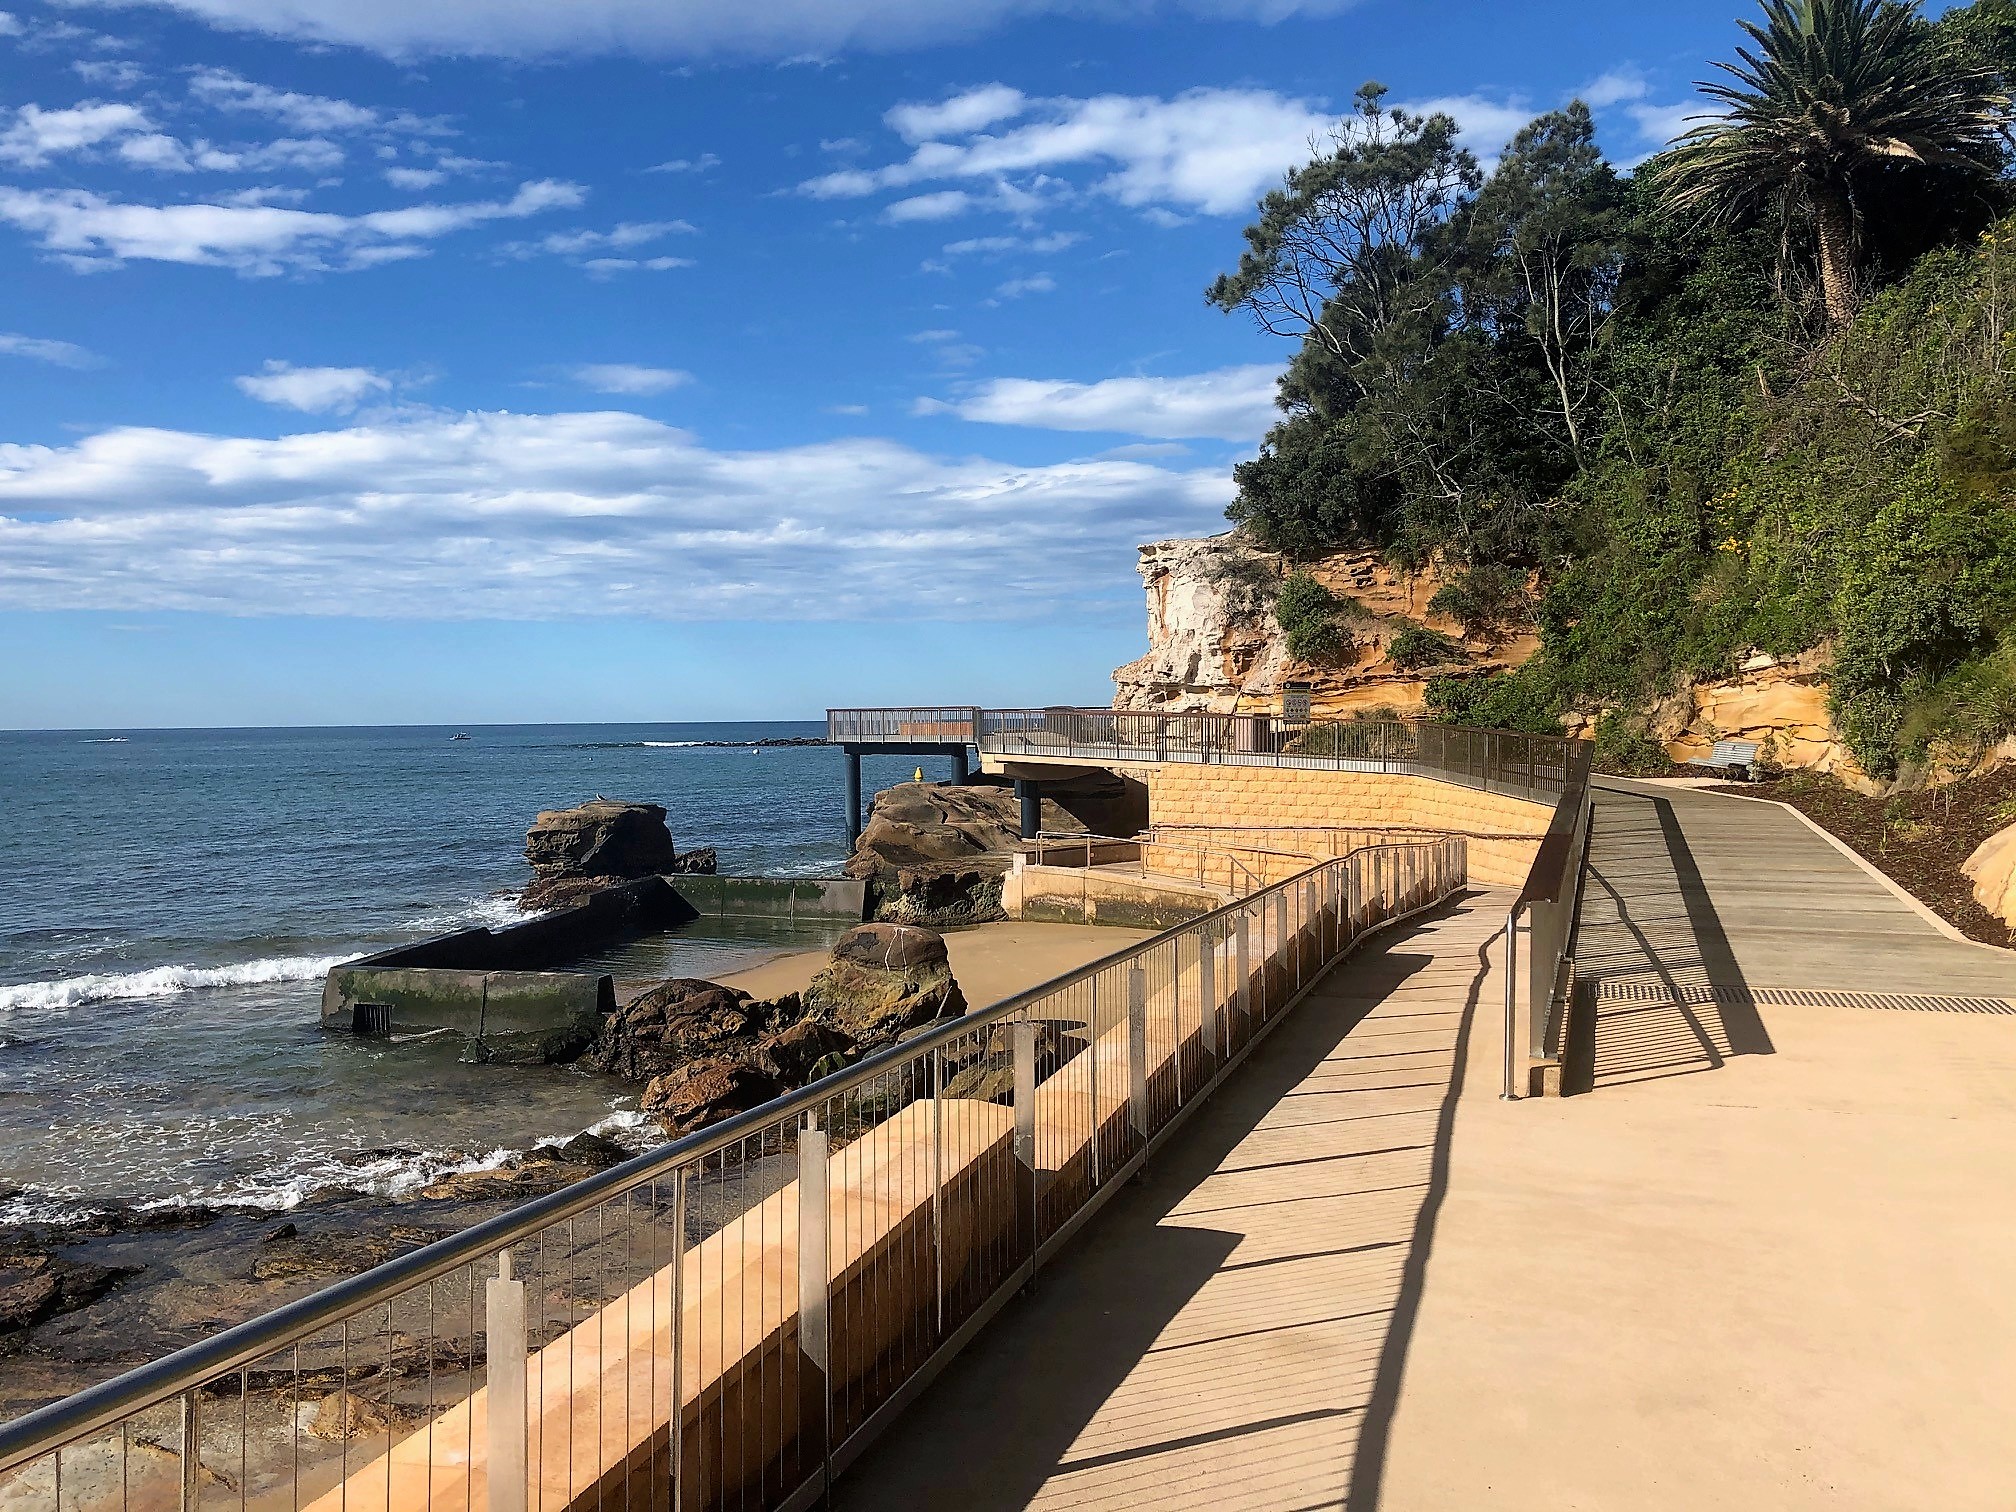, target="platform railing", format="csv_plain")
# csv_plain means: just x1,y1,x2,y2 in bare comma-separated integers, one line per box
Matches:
826,708,979,745
0,837,1467,1512
974,709,1580,804
1501,741,1597,1097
